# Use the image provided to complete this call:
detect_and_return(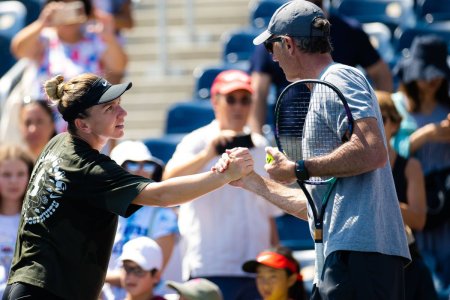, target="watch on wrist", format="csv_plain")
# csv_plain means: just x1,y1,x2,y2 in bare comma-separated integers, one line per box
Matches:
295,160,309,181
